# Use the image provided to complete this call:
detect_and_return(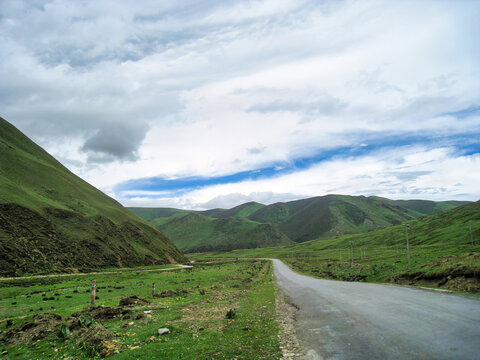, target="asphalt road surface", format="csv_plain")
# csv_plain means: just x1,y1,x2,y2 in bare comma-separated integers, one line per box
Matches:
272,259,480,360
